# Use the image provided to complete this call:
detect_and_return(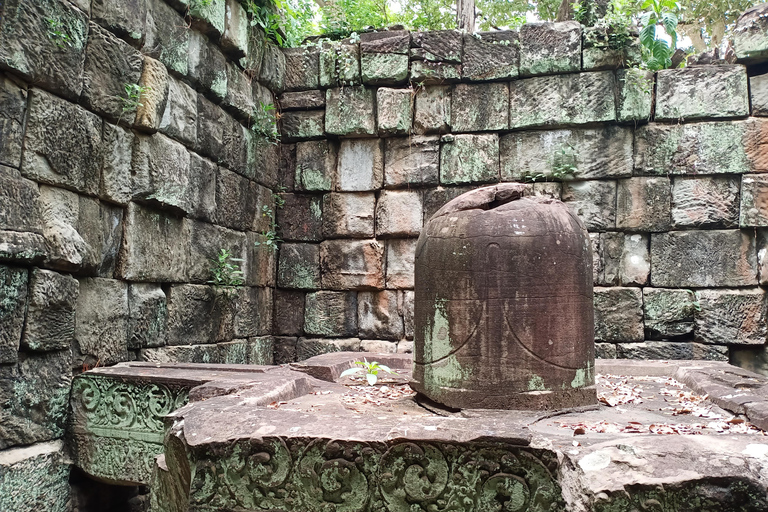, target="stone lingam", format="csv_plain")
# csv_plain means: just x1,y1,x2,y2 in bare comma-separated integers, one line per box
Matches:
412,183,597,410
